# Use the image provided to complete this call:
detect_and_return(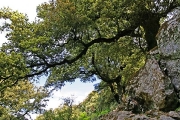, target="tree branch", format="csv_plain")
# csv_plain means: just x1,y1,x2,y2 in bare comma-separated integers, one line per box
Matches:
25,26,136,78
